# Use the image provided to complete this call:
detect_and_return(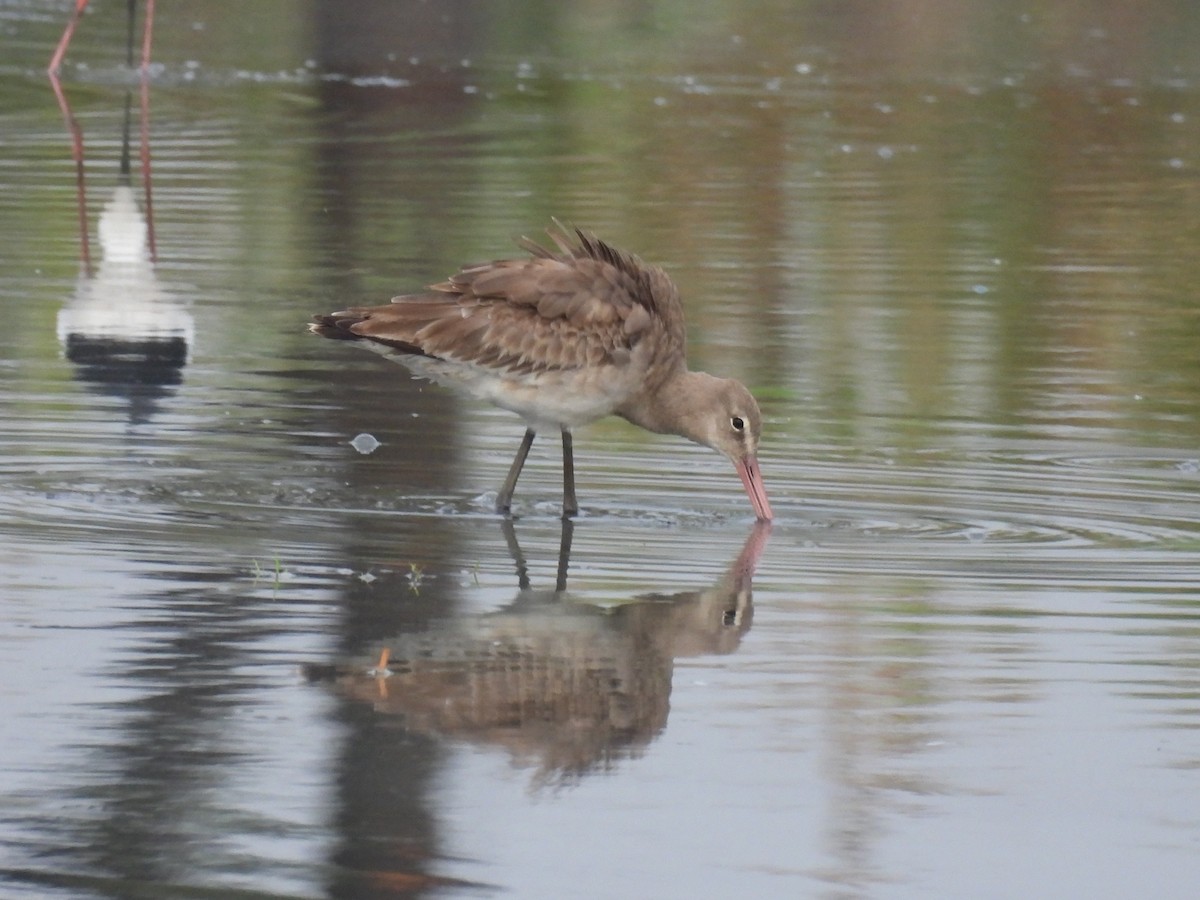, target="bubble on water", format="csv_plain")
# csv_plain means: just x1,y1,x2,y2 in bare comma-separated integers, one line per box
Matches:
350,433,381,455
1177,459,1200,473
